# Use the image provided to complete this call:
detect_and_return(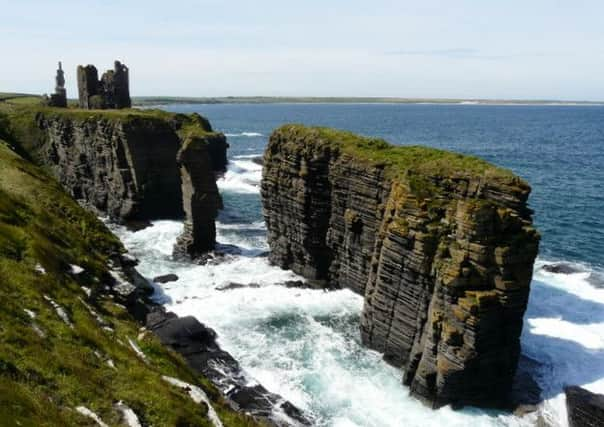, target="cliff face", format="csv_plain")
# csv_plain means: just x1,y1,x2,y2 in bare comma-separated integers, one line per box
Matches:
261,125,540,408
4,107,227,256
